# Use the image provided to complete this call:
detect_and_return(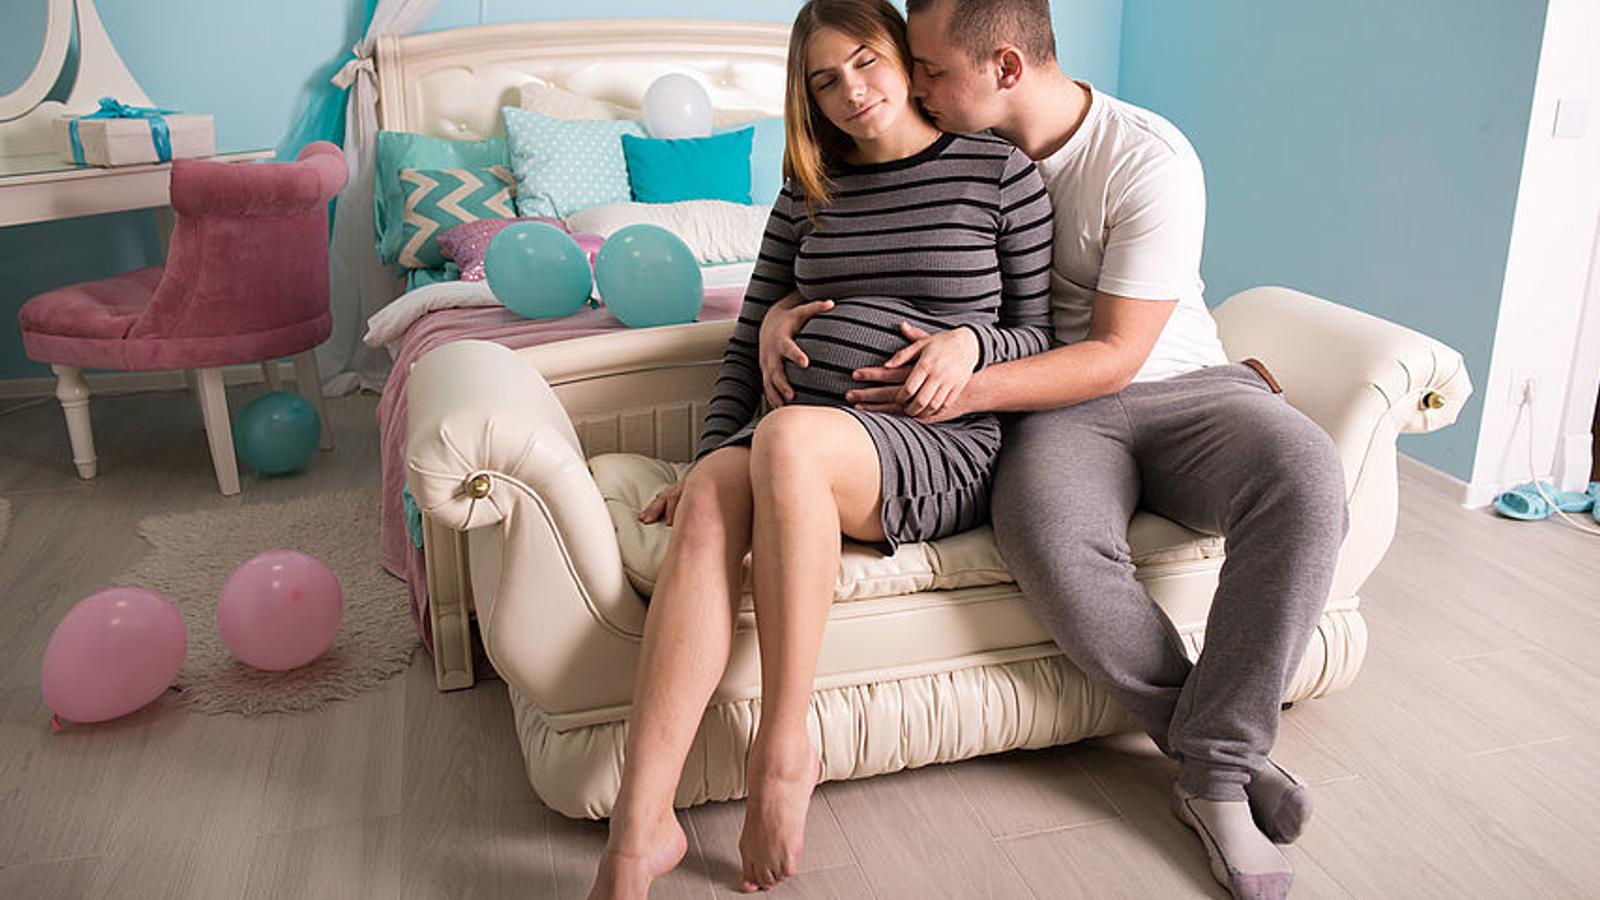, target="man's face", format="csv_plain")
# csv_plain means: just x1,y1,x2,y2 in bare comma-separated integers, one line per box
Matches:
907,3,1003,134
